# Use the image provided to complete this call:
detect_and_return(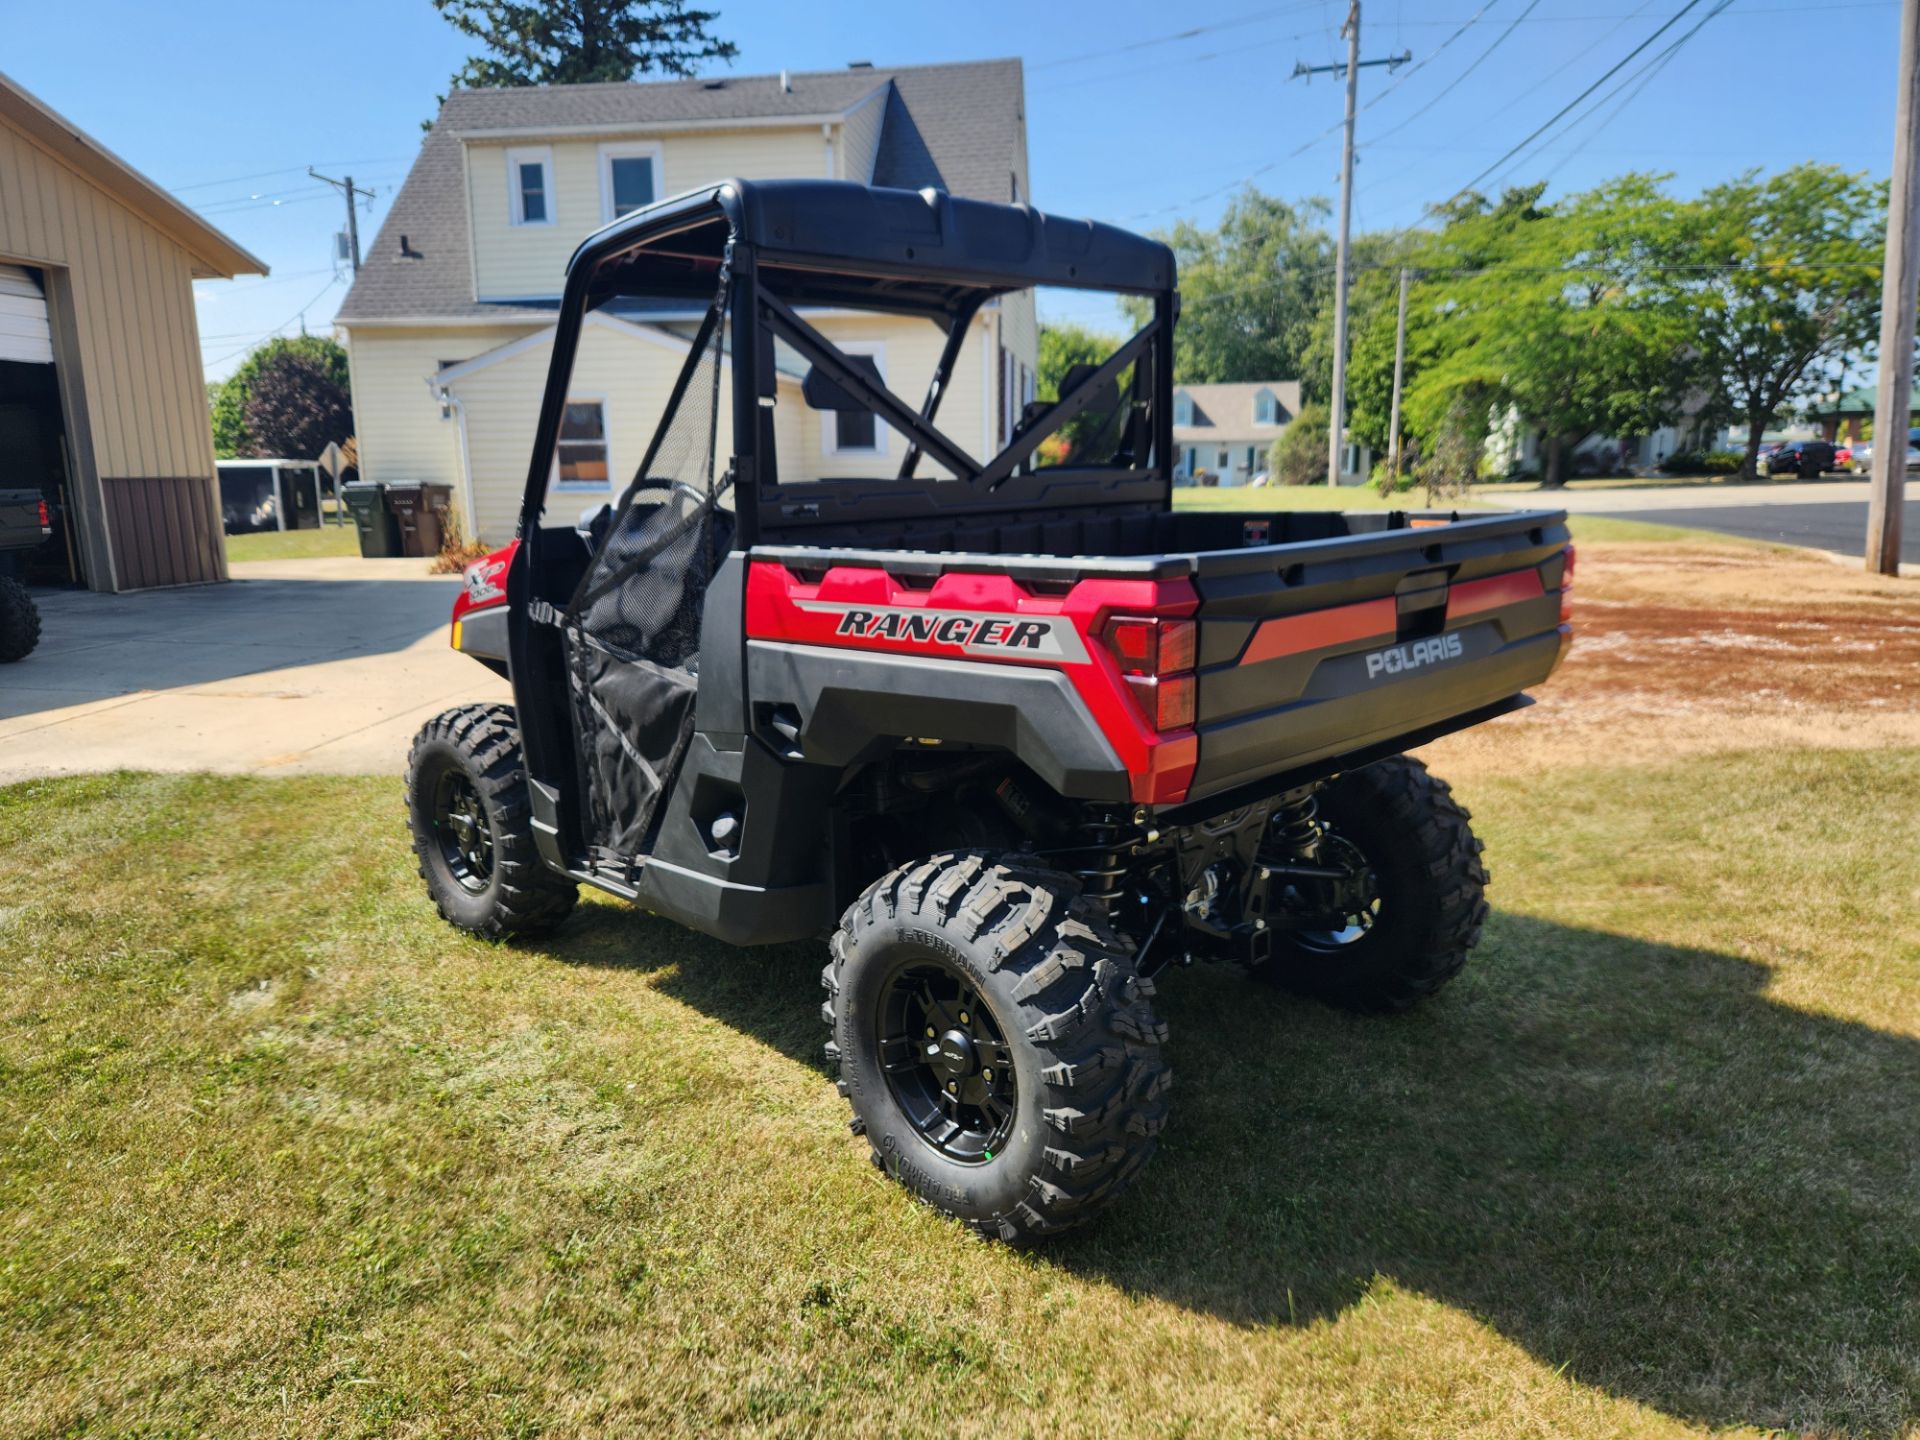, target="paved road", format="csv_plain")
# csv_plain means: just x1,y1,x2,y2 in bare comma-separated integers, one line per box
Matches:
0,557,506,782
1613,498,1920,563
1518,478,1920,565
